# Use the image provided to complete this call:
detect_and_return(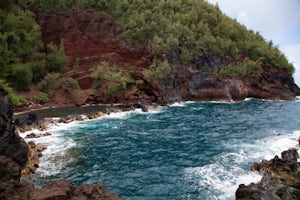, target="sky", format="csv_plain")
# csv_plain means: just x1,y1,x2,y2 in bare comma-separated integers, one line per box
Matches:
206,0,300,86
